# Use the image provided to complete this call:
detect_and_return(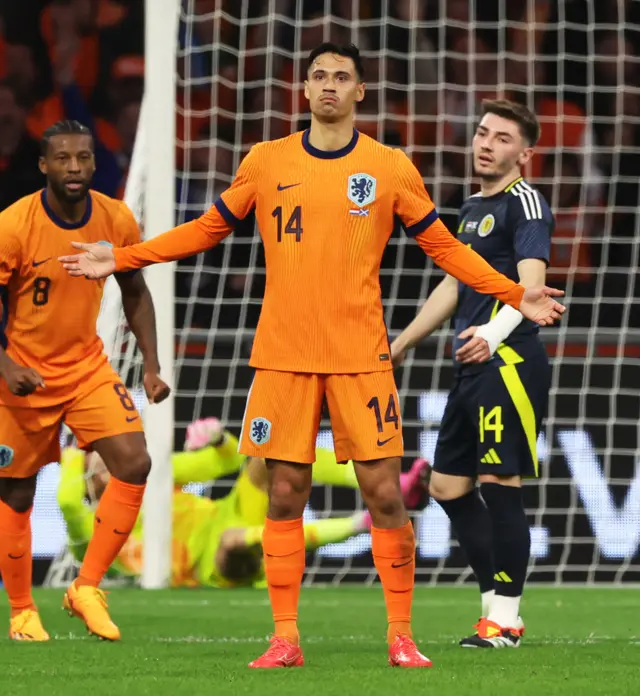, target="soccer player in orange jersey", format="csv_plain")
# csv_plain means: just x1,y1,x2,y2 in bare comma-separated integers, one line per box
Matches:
0,120,169,642
60,44,564,668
